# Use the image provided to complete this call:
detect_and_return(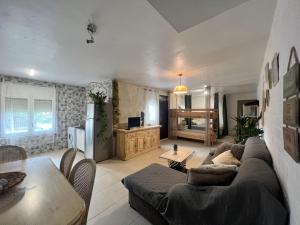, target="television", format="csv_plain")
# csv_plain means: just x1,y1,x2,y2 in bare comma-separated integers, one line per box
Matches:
128,117,141,129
